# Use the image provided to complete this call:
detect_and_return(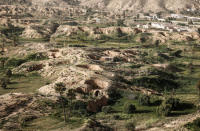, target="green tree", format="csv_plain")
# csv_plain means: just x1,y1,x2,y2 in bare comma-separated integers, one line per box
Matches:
6,69,12,78
0,57,8,68
0,34,6,54
0,78,8,89
12,33,19,47
117,19,125,26
8,25,20,47
55,82,67,123
123,103,136,114
66,89,76,118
